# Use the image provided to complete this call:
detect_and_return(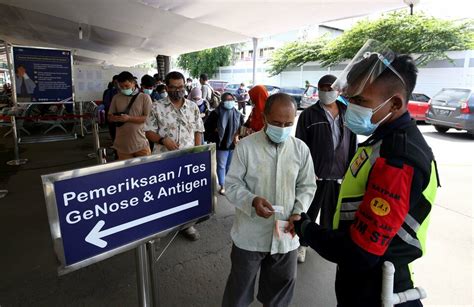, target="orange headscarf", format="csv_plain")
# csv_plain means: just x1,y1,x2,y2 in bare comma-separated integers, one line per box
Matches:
247,85,269,132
